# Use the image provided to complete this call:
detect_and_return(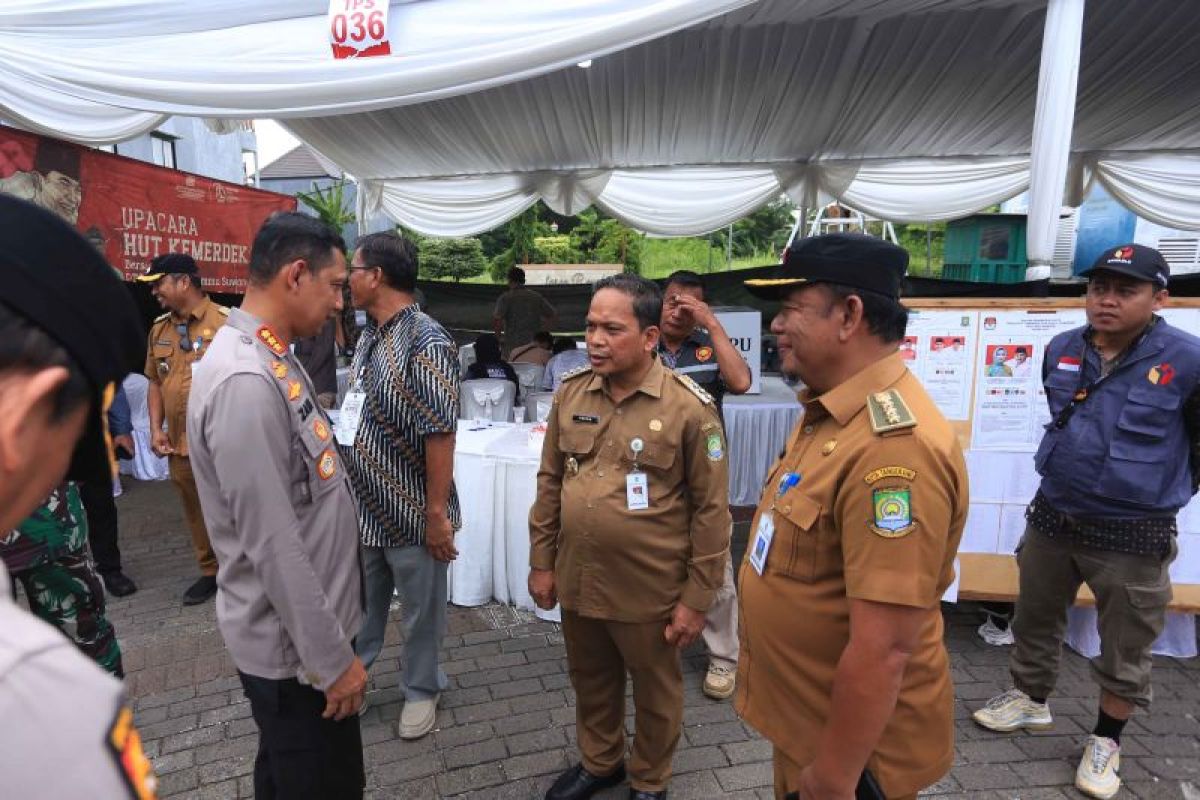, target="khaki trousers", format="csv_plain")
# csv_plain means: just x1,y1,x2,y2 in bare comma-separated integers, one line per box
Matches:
561,610,683,792
772,748,916,800
168,455,218,577
1010,524,1175,708
701,557,739,668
